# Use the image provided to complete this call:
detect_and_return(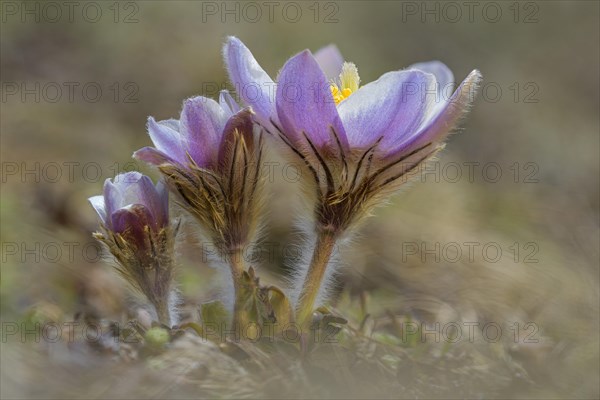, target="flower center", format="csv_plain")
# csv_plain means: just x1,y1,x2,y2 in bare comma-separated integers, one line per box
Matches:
330,62,360,105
